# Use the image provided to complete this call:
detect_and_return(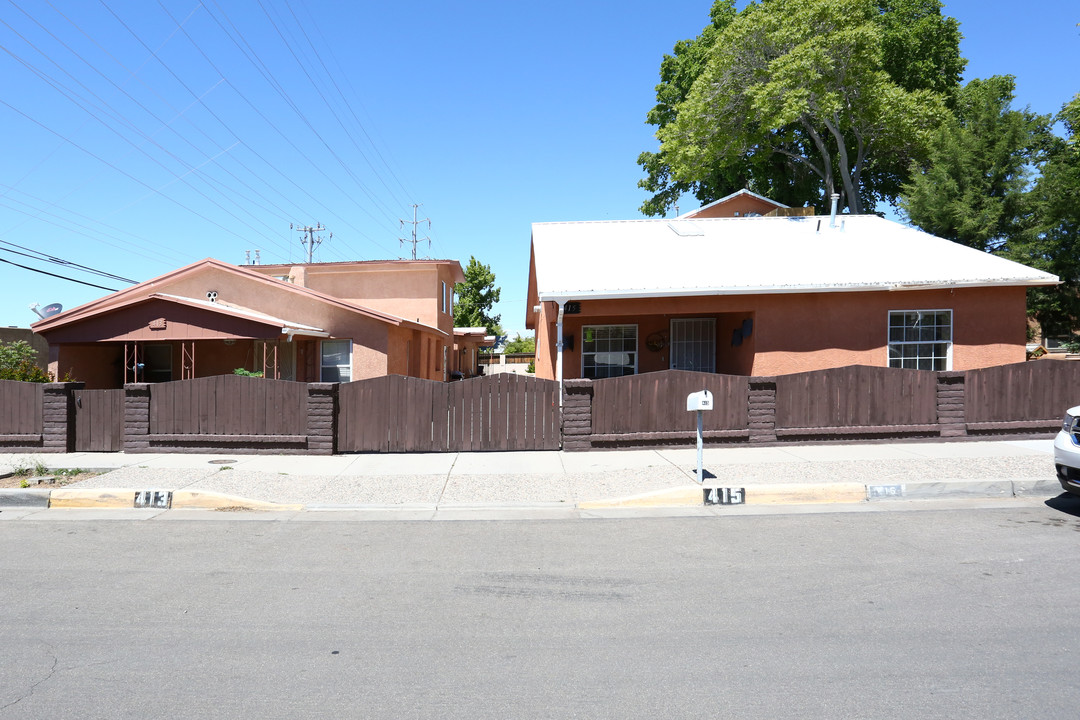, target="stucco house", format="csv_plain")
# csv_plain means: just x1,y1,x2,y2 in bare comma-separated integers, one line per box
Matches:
32,257,489,389
525,196,1059,386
